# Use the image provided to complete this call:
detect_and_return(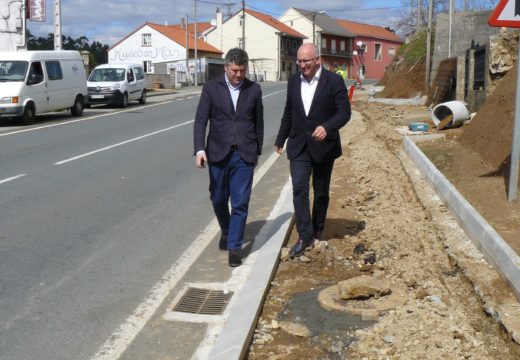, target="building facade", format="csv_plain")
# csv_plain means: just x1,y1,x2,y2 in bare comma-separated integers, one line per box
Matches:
0,0,25,51
205,8,306,81
336,20,403,80
279,7,355,75
108,22,222,87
